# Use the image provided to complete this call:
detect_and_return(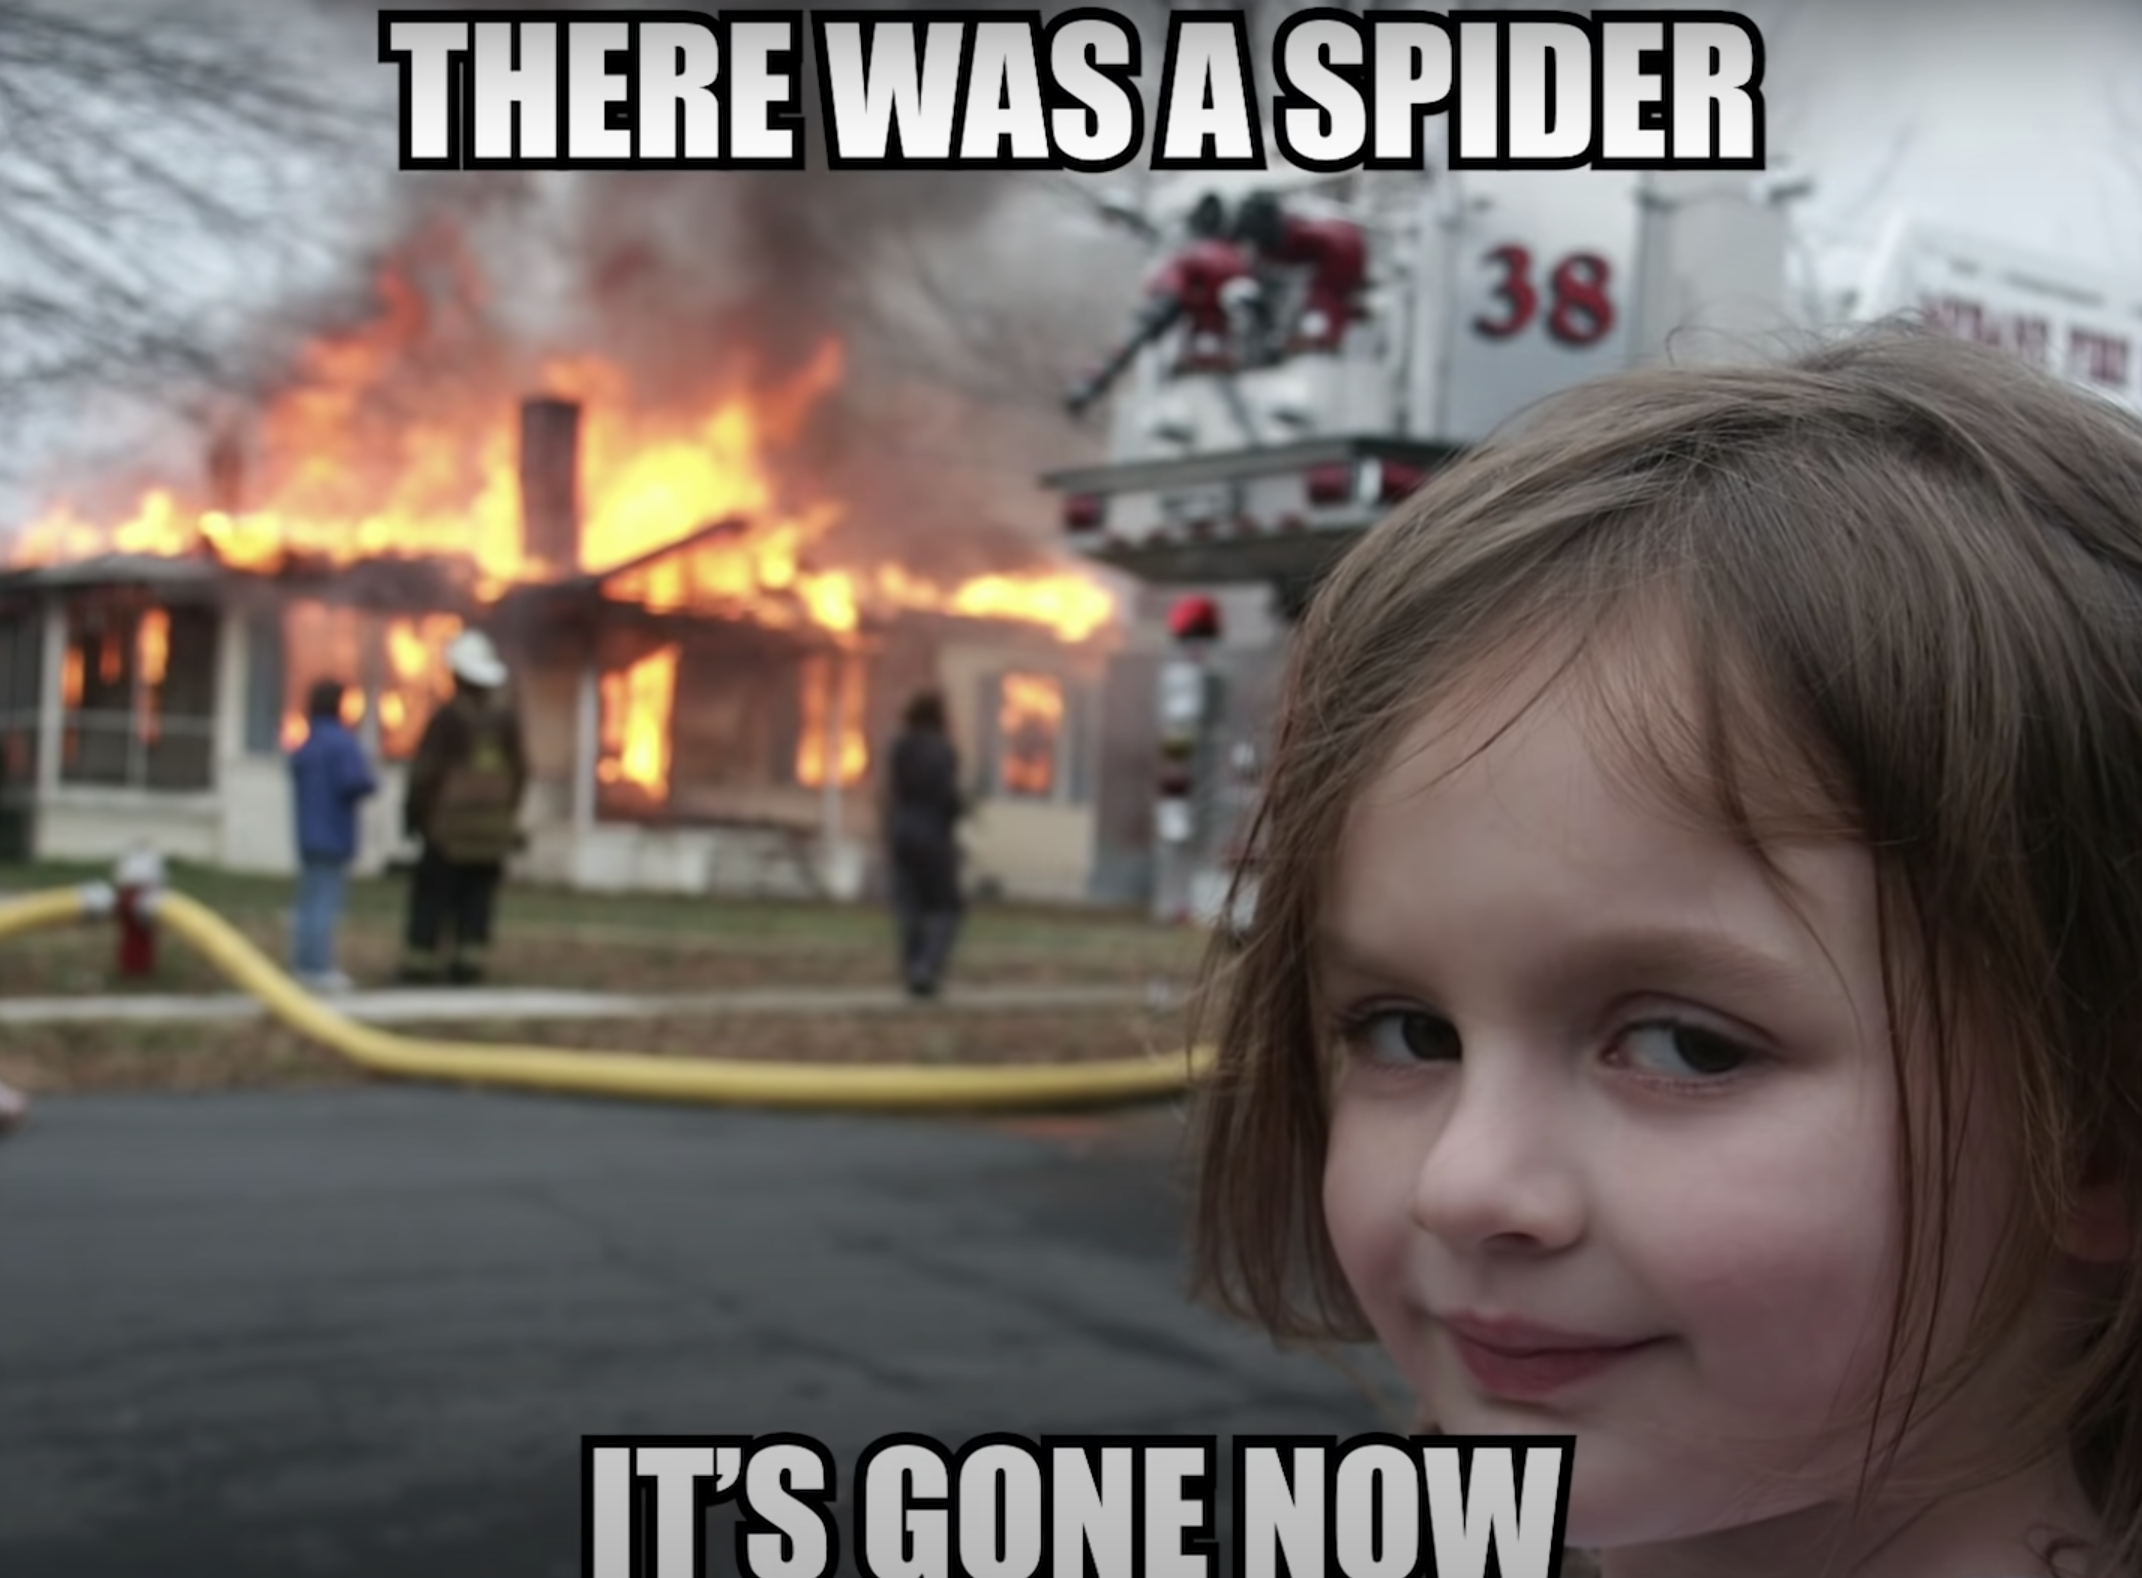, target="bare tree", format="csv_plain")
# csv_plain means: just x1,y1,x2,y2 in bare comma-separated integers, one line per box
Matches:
0,2,370,450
